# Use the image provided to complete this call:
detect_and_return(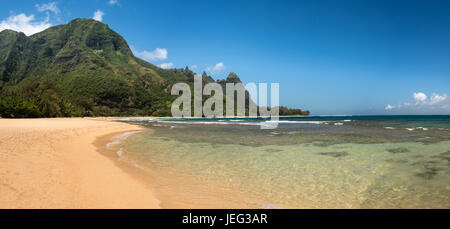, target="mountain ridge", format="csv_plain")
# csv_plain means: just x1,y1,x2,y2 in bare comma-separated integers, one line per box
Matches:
0,18,309,118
